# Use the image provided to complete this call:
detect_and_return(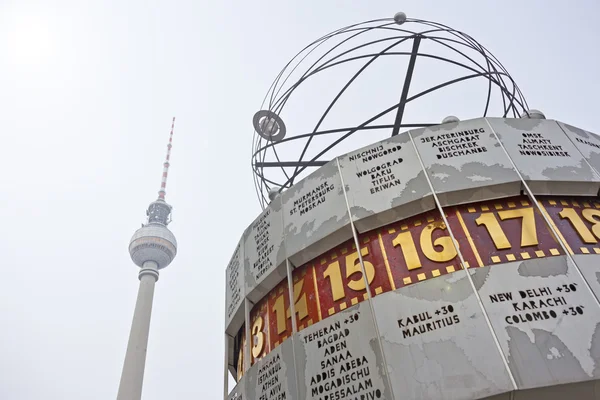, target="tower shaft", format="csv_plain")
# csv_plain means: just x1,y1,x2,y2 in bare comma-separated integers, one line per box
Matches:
117,261,159,400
